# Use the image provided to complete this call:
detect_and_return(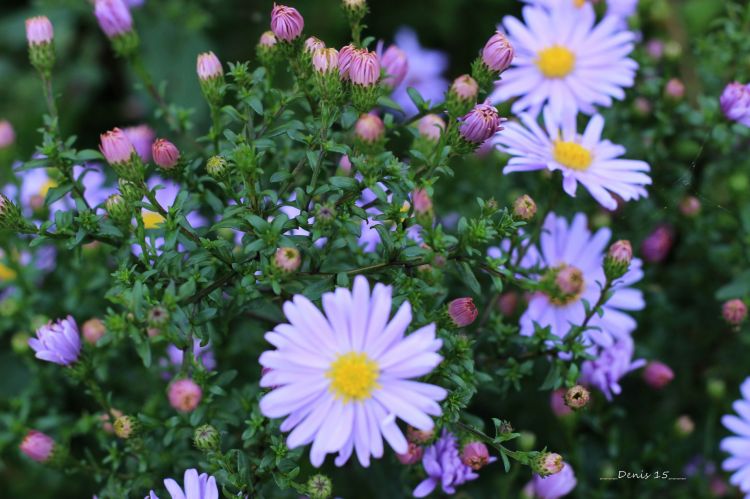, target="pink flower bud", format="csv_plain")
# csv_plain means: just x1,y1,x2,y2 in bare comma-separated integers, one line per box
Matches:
451,75,479,101
338,44,356,79
411,188,432,216
448,297,478,327
555,266,584,296
82,318,107,344
312,47,339,74
354,113,384,143
679,196,701,217
259,31,277,48
723,299,747,326
270,3,304,42
646,39,664,59
608,240,632,265
396,442,423,465
99,128,135,165
94,0,133,38
641,225,673,263
642,361,674,389
304,36,325,53
0,120,15,149
196,51,223,81
25,16,54,46
461,442,491,470
498,291,518,316
152,139,181,169
513,194,536,220
407,426,433,444
338,154,352,174
417,114,445,141
459,103,503,143
380,45,408,89
665,78,685,99
349,49,380,86
20,430,54,463
482,31,514,73
537,452,564,476
550,388,573,417
168,378,203,413
675,415,694,436
275,247,301,272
